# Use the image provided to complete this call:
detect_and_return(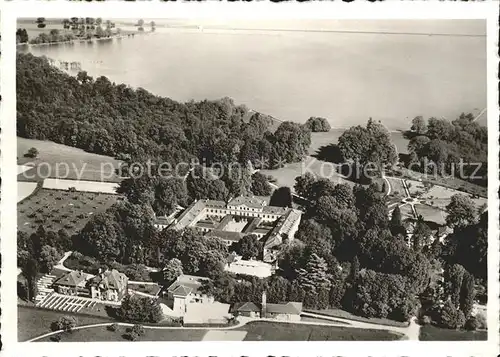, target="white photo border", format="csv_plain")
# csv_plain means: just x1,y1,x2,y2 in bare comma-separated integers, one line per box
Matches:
1,1,499,356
